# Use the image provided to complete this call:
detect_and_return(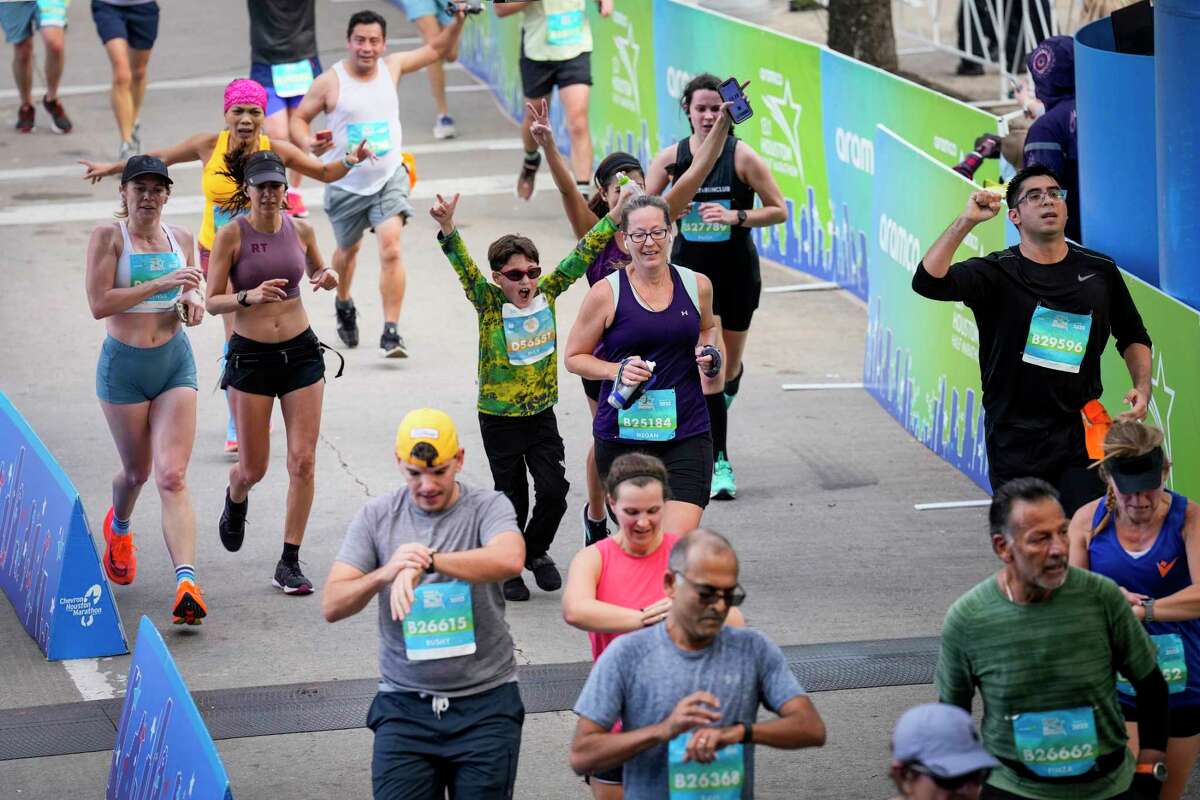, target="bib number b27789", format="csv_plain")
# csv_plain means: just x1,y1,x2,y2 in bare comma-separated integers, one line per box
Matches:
680,200,732,243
